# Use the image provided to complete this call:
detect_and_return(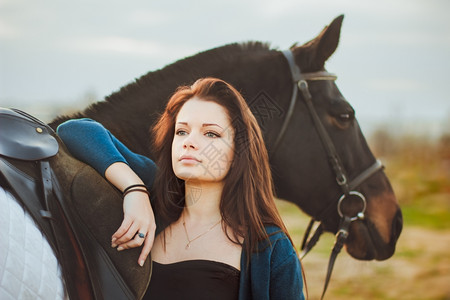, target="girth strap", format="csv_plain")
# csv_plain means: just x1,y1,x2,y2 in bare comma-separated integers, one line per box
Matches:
0,157,58,251
0,157,94,299
40,161,54,219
